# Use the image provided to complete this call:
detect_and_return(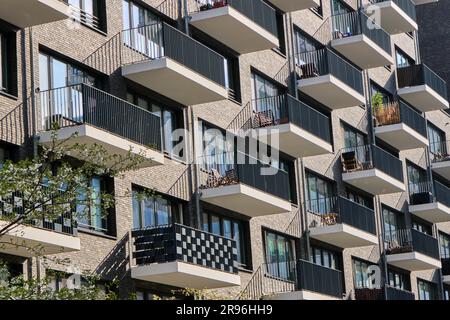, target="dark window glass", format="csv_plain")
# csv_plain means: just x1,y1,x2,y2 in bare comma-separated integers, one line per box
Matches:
428,122,446,156
383,207,405,240
412,219,432,236
407,163,428,197
346,188,373,209
418,279,437,300
440,233,450,259
77,176,109,233
264,230,296,280
387,268,410,291
395,48,415,68
353,259,376,289
306,172,334,214
310,245,339,270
